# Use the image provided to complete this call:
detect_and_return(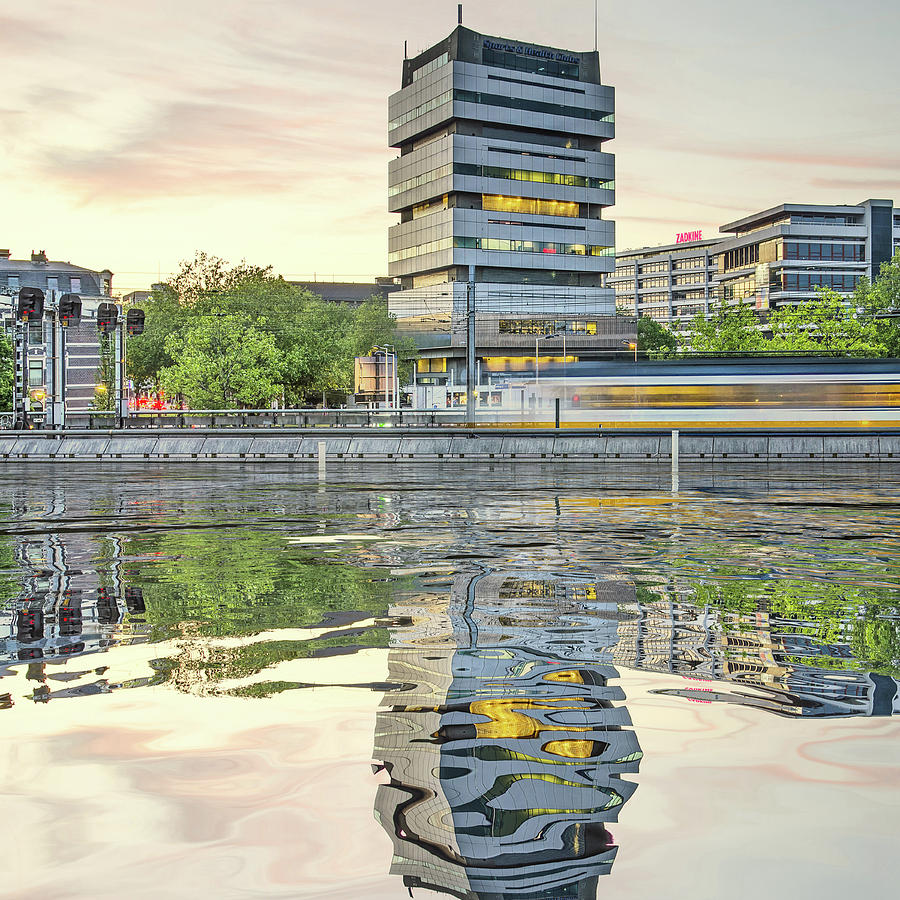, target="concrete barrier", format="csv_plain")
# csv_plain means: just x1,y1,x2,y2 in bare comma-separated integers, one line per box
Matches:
1,428,898,463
